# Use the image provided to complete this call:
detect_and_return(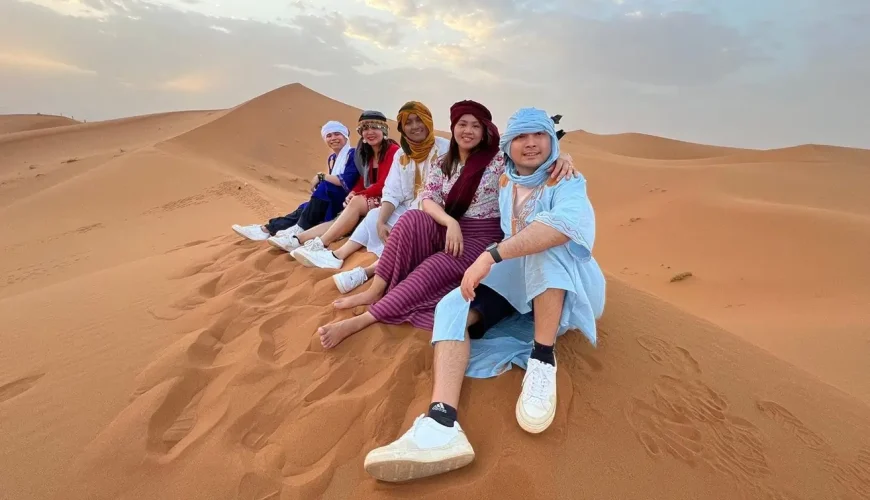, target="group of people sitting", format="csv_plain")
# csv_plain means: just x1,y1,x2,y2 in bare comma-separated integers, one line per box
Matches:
232,100,606,483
